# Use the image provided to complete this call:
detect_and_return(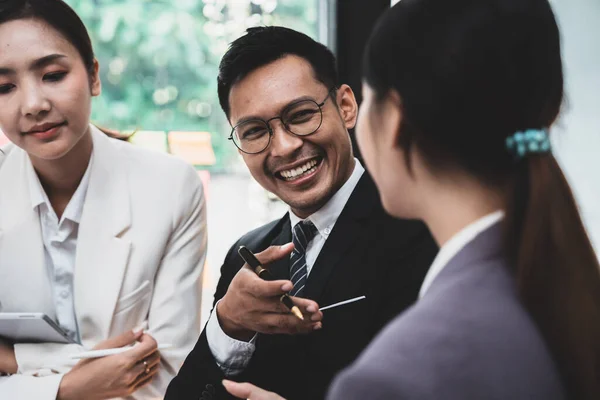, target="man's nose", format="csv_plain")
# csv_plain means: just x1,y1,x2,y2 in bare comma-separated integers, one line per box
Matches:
268,120,304,158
